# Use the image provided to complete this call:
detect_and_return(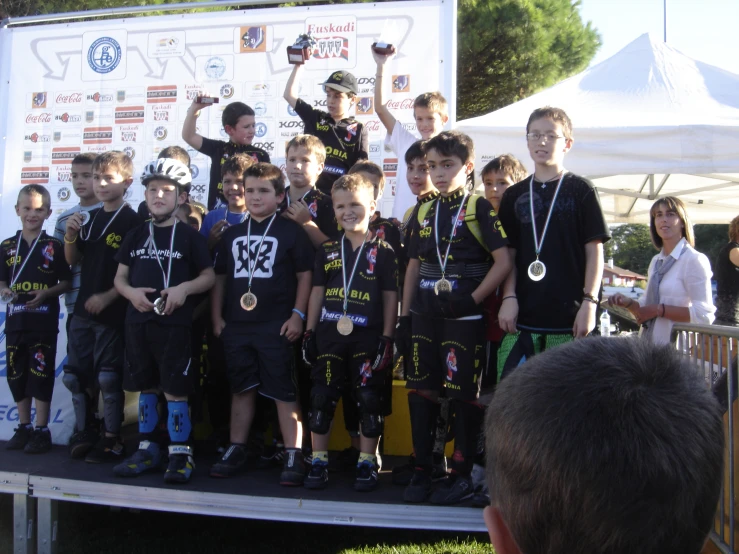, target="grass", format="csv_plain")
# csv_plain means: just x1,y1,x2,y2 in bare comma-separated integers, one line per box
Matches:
0,494,492,554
